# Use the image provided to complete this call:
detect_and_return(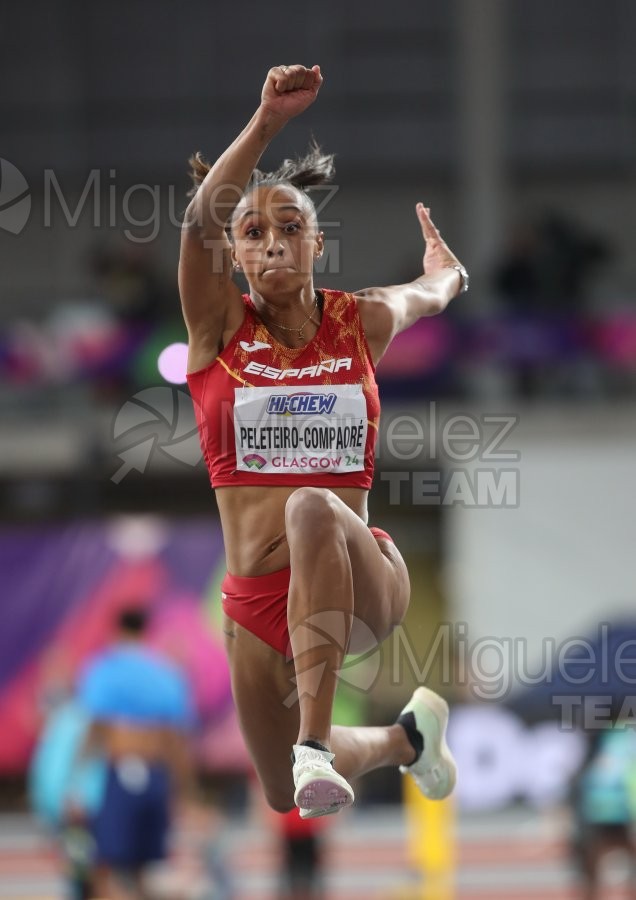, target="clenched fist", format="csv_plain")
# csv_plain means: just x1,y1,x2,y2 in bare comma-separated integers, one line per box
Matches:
260,64,323,123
